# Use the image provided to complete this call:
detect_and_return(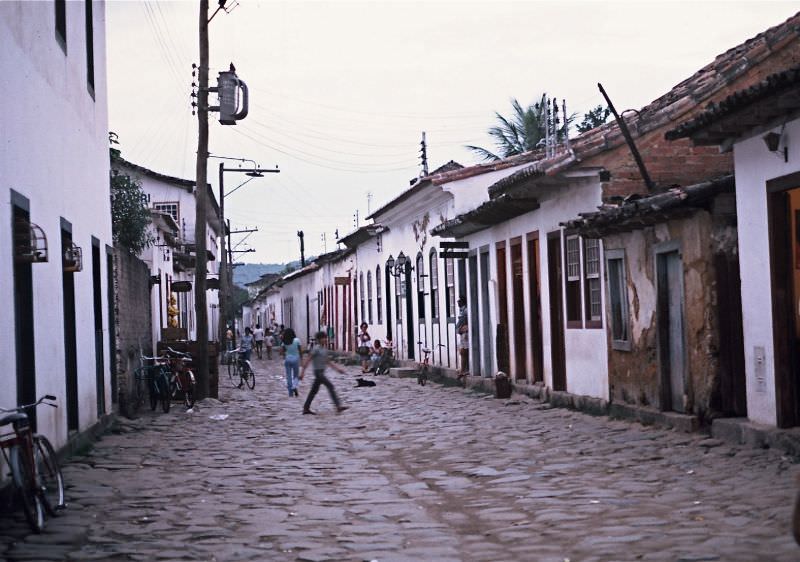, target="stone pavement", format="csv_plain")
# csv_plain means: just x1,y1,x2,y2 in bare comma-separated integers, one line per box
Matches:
1,353,798,562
